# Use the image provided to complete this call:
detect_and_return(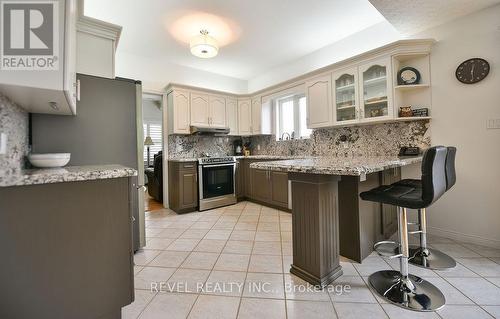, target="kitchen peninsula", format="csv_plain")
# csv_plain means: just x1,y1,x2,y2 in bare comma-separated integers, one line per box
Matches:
251,155,422,286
